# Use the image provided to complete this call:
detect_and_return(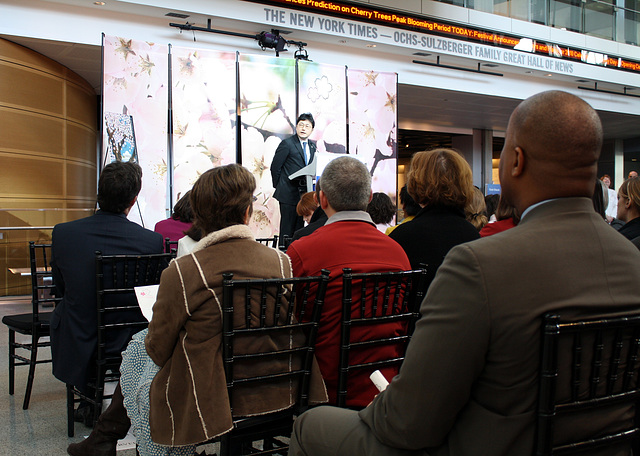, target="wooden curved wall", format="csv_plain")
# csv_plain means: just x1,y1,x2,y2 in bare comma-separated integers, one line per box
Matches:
0,38,97,295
